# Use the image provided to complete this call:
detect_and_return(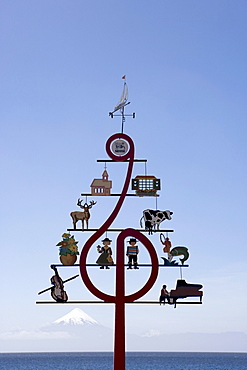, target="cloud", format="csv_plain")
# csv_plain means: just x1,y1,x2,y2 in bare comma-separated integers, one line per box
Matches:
0,329,72,340
141,329,161,337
